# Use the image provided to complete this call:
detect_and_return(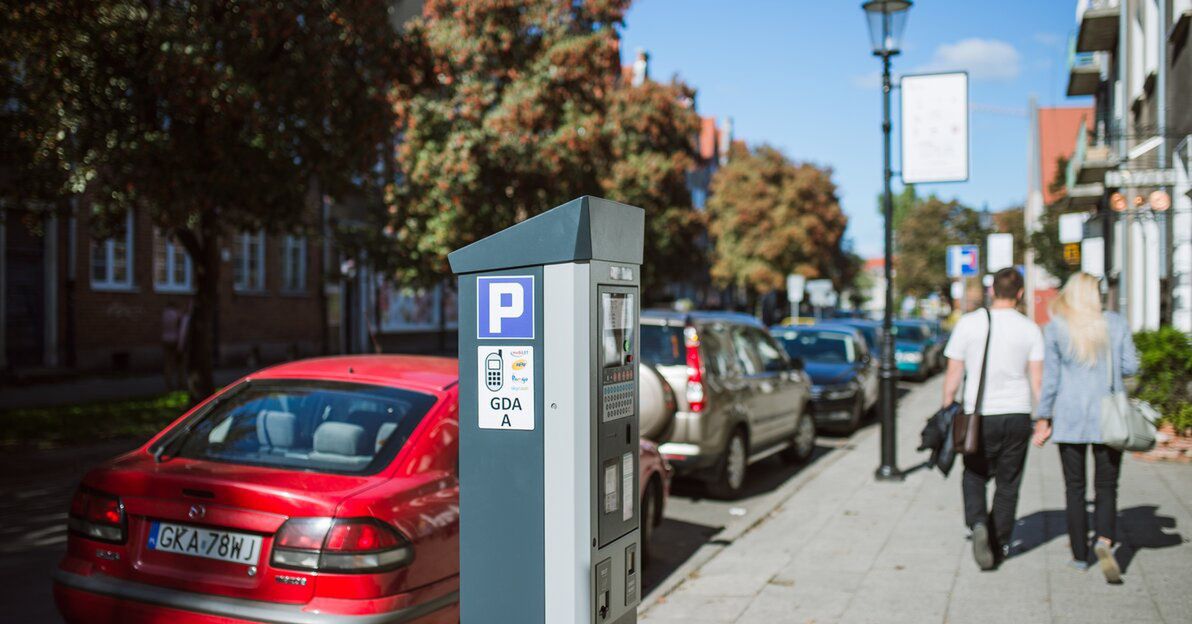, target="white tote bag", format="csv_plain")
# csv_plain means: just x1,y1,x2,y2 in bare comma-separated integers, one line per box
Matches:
1100,343,1158,452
